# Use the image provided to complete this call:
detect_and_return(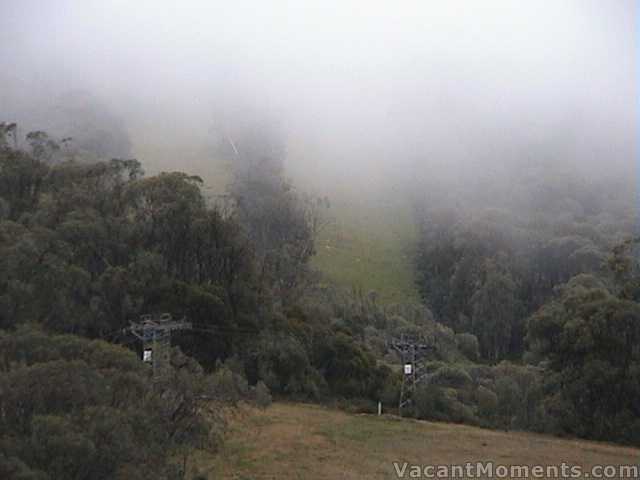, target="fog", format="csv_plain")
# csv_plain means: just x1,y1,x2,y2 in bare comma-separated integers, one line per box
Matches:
1,0,637,203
